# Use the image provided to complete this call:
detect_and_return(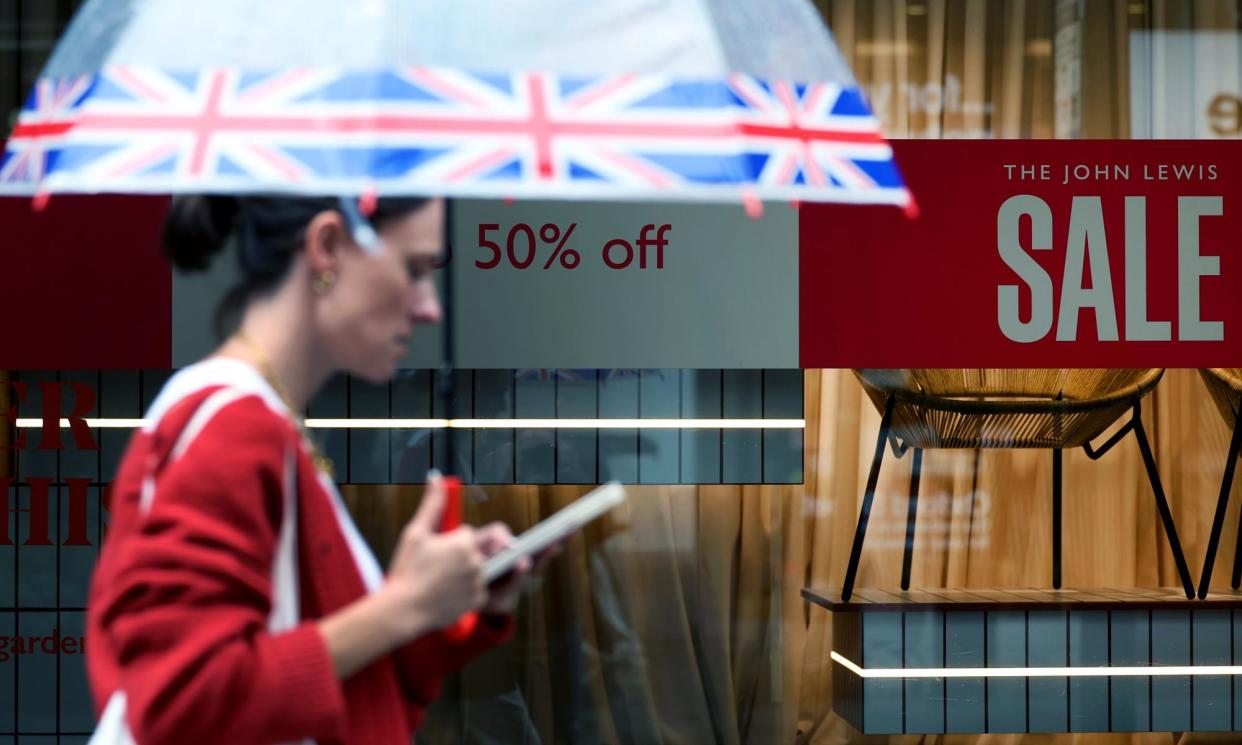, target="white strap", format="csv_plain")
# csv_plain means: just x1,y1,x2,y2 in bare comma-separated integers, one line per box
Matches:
269,445,300,633
139,387,249,515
